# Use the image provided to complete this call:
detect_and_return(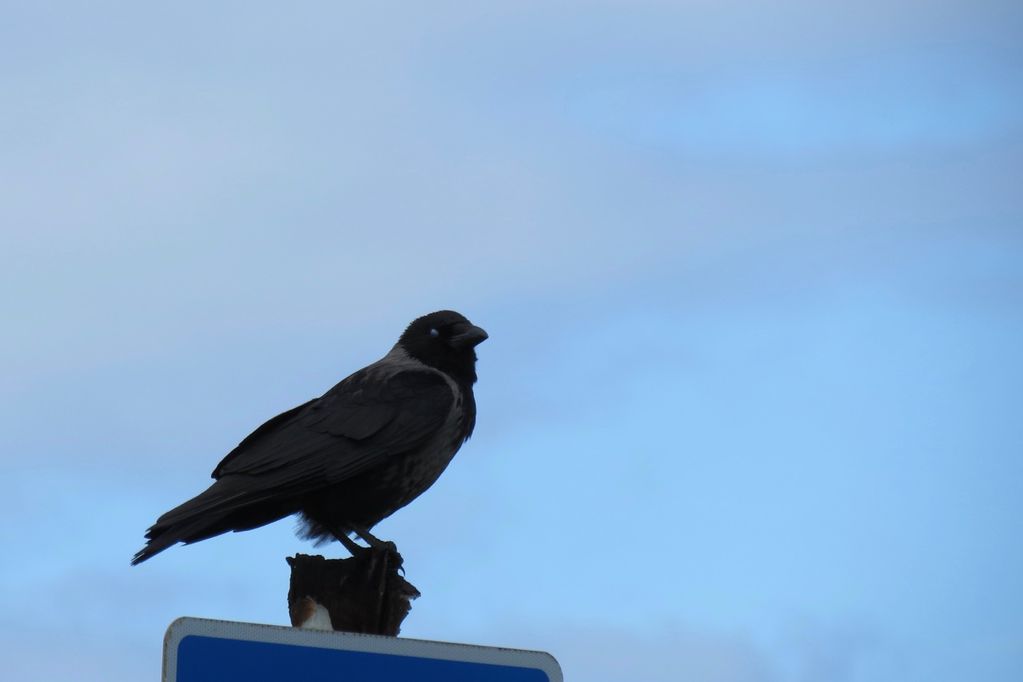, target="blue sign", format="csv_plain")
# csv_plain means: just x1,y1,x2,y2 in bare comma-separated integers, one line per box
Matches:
164,617,562,682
